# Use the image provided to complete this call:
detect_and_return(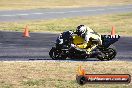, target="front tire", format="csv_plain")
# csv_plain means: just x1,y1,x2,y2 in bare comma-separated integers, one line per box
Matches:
49,47,67,60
